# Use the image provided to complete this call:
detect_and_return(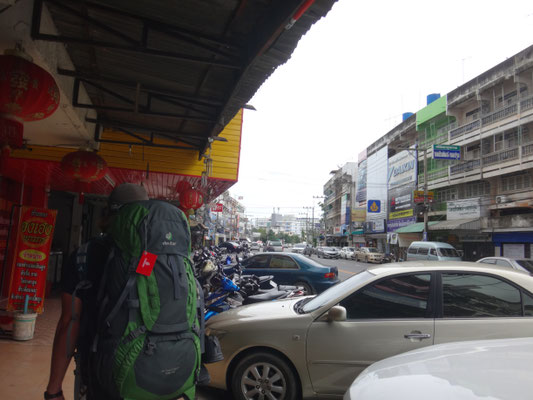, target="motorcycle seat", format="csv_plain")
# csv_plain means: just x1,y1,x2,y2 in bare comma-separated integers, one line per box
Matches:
243,290,287,305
